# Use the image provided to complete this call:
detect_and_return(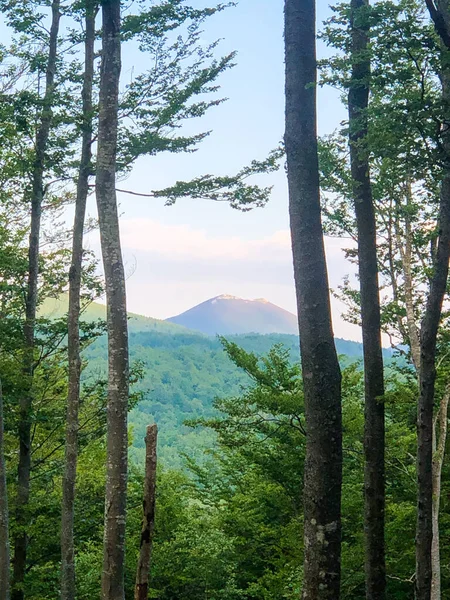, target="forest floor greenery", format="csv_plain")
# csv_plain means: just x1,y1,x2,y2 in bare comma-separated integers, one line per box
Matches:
4,314,440,599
